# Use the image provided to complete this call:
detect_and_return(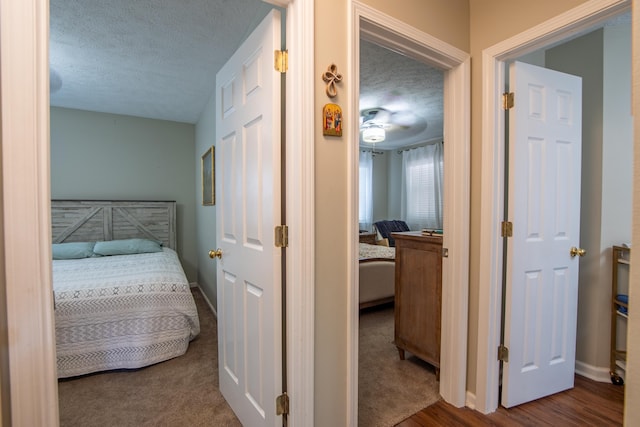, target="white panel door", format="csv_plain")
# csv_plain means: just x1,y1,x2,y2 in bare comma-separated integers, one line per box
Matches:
215,9,282,427
502,61,582,407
